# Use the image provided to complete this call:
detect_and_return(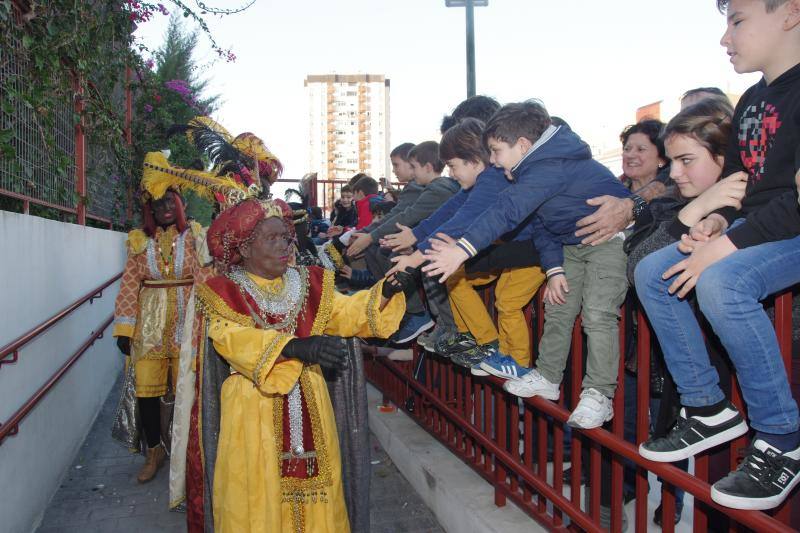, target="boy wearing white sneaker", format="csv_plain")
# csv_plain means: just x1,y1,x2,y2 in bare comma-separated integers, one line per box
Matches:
422,101,630,429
